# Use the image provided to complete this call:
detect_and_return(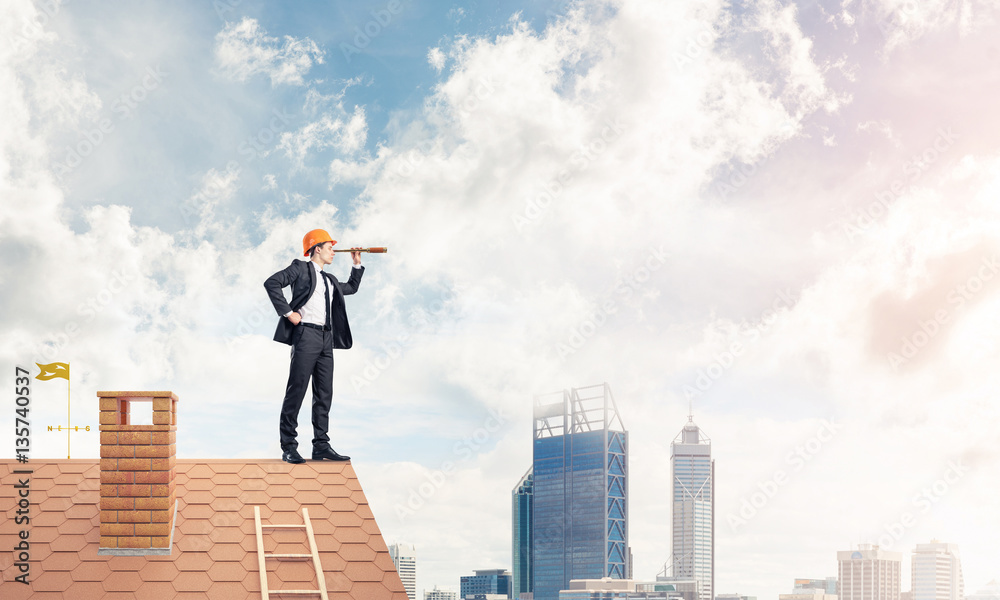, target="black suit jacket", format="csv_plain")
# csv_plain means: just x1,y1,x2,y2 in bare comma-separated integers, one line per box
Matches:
263,260,364,347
